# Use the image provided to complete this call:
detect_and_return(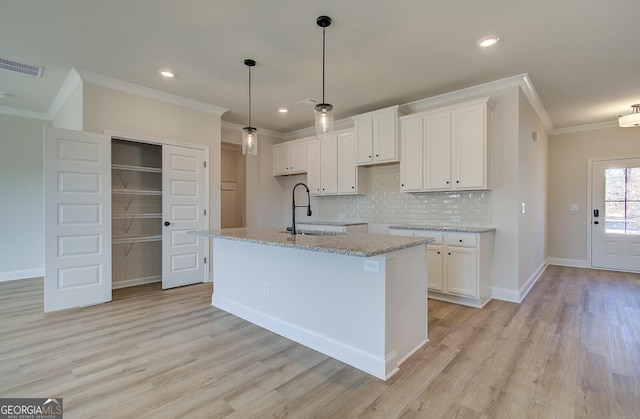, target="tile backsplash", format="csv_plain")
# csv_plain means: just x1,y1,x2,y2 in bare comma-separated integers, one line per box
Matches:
313,164,492,226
